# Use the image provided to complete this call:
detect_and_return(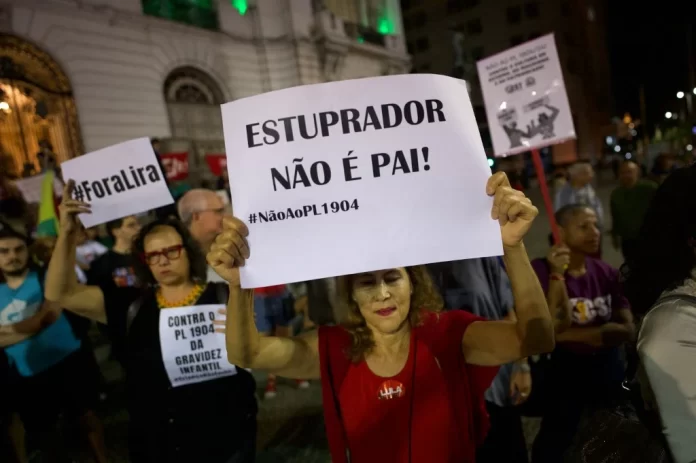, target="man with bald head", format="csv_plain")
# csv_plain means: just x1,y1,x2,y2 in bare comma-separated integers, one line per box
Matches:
610,160,657,261
177,189,228,282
